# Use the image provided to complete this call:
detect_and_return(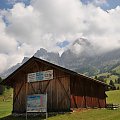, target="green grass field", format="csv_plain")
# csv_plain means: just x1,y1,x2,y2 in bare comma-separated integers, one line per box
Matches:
106,90,120,104
48,109,120,120
0,89,12,118
0,89,120,120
